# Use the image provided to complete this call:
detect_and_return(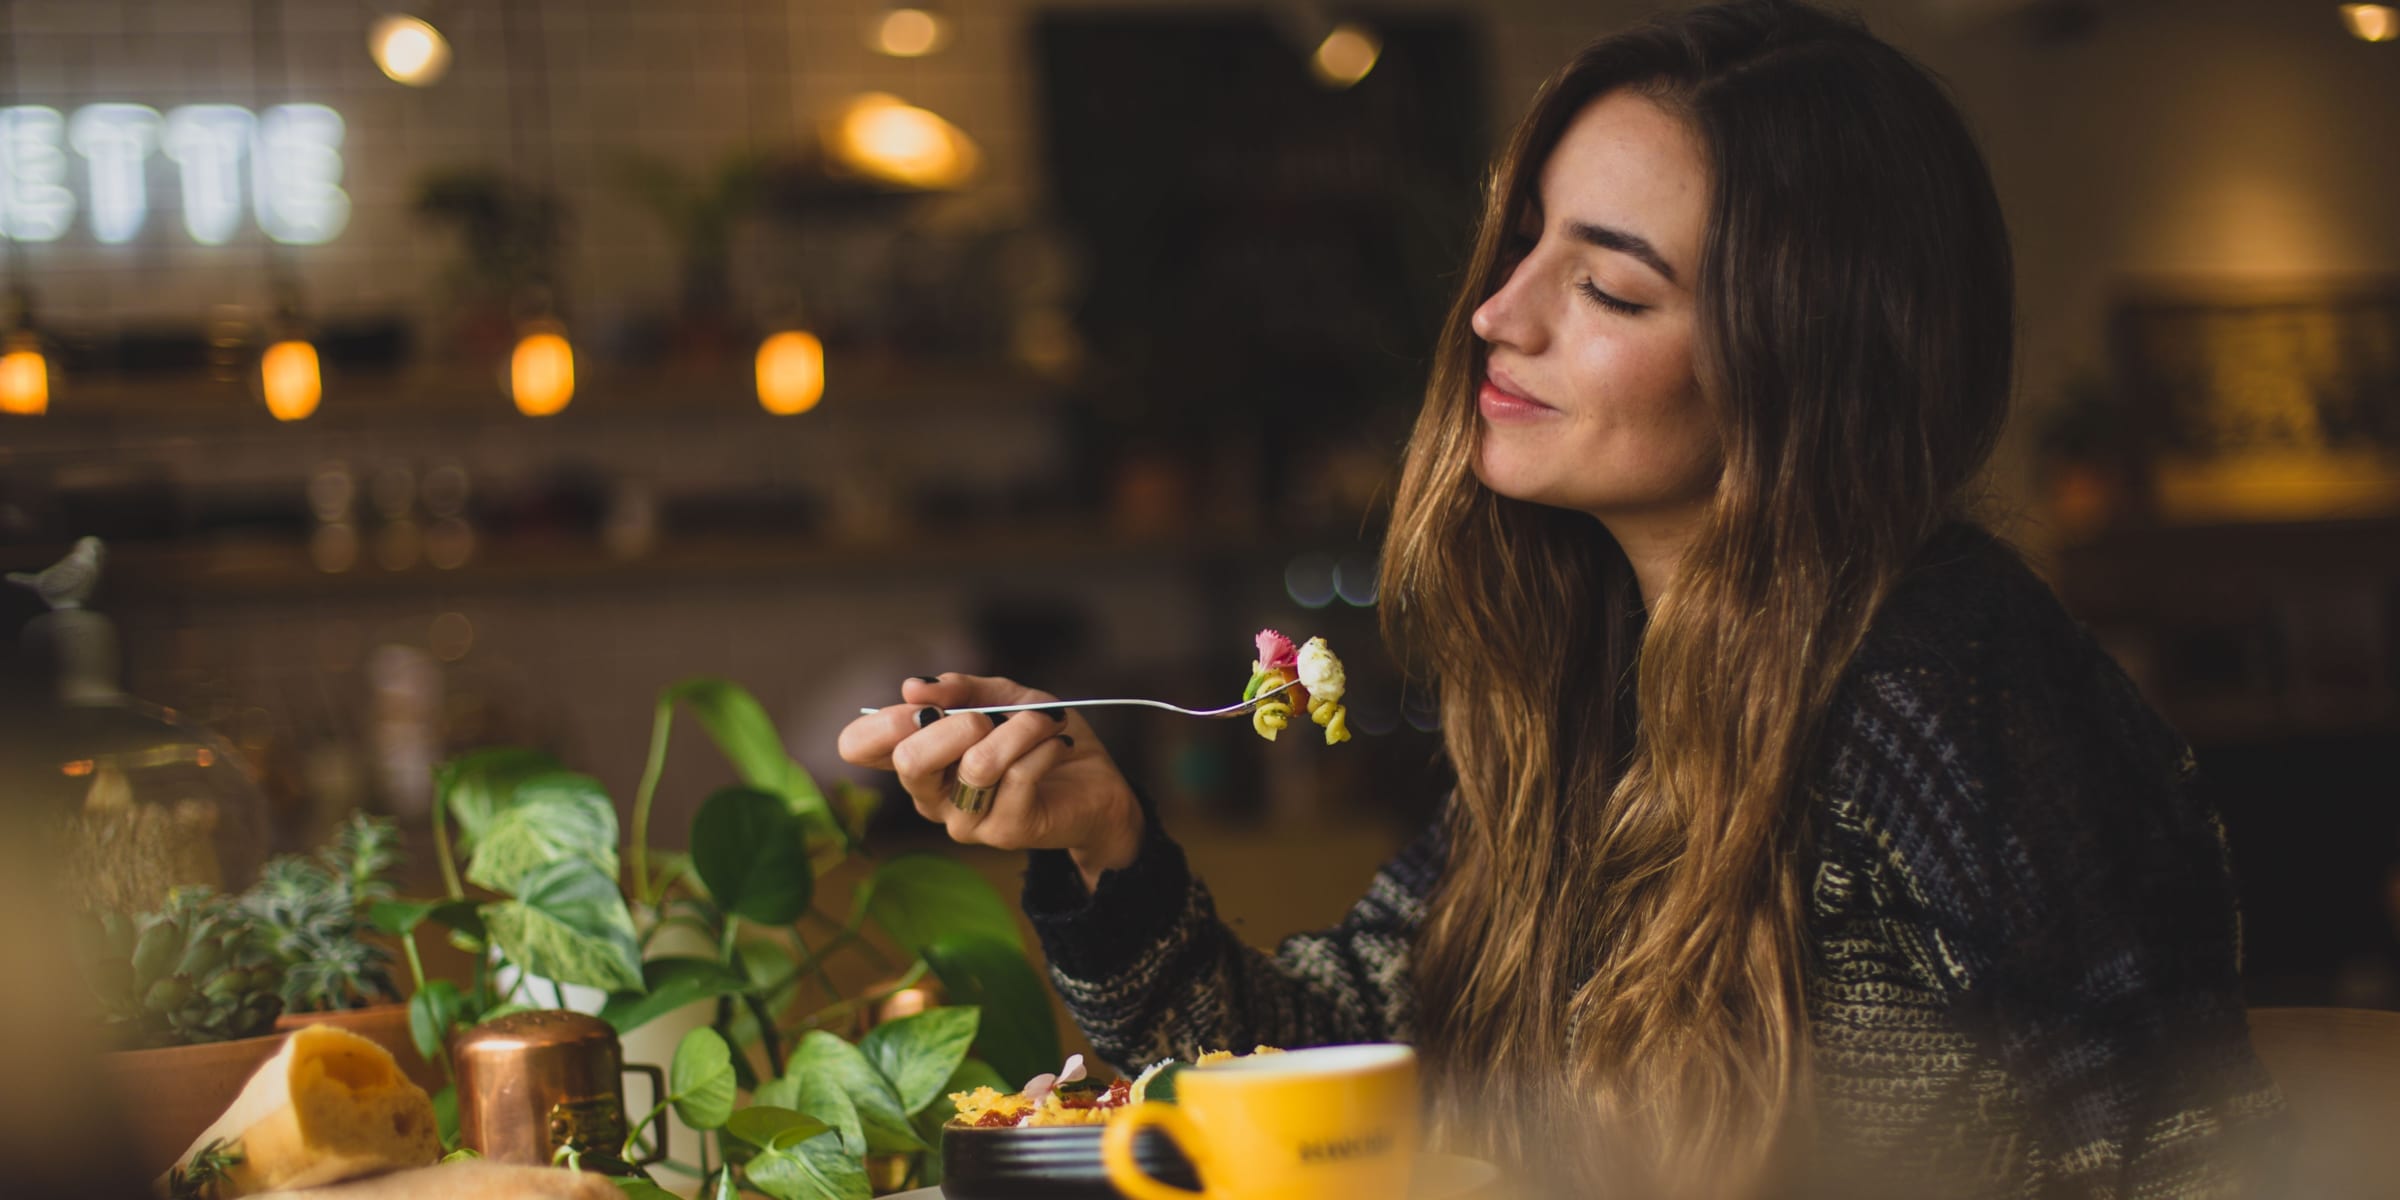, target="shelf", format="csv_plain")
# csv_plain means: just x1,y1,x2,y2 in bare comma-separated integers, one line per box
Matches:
94,522,1290,604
